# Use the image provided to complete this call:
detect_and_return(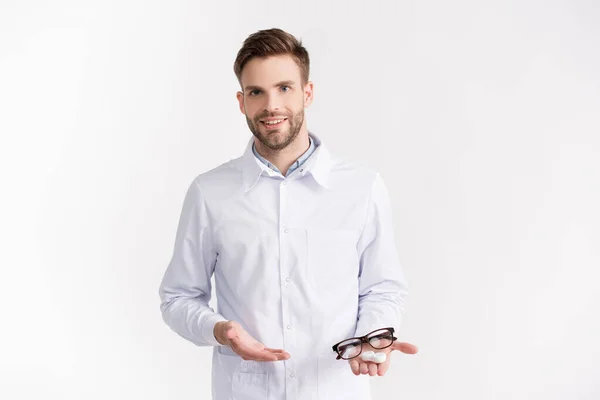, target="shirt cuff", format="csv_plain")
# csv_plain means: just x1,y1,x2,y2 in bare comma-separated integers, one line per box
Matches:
355,314,403,338
201,314,228,347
